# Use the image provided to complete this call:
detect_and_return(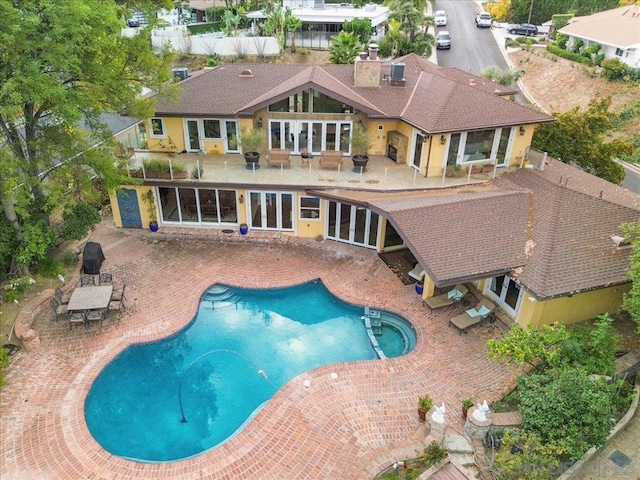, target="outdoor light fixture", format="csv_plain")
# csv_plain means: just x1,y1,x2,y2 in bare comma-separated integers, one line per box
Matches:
519,126,526,136
256,117,263,128
440,135,446,145
239,194,244,204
